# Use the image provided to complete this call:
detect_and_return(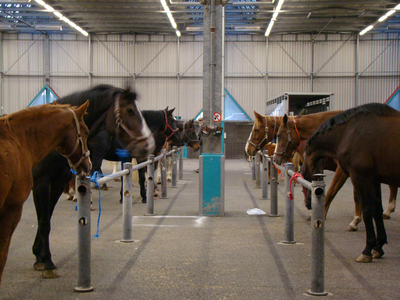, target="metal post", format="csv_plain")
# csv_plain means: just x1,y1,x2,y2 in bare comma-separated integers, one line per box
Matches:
178,148,183,180
75,176,93,292
171,146,178,188
261,150,268,199
308,175,328,296
251,156,256,180
146,155,155,215
121,163,133,243
269,157,278,217
283,163,295,244
160,149,168,199
255,152,261,189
